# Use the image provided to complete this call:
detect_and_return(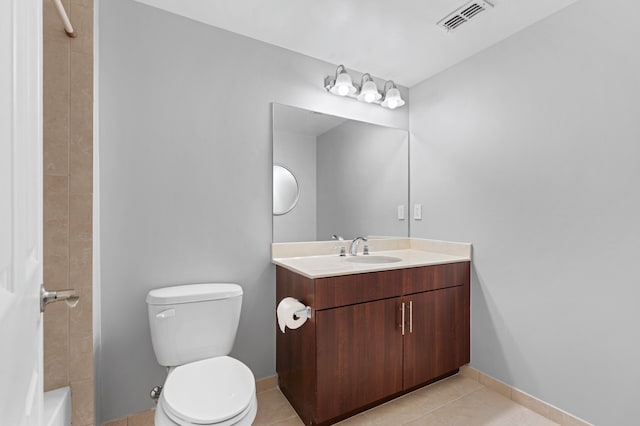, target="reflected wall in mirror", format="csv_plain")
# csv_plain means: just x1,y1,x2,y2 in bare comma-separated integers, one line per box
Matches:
273,165,300,215
273,103,409,243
